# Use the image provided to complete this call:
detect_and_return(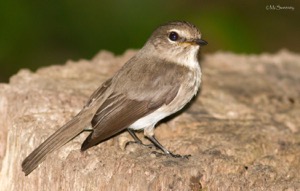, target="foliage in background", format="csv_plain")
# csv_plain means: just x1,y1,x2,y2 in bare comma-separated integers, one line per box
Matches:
0,1,299,82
